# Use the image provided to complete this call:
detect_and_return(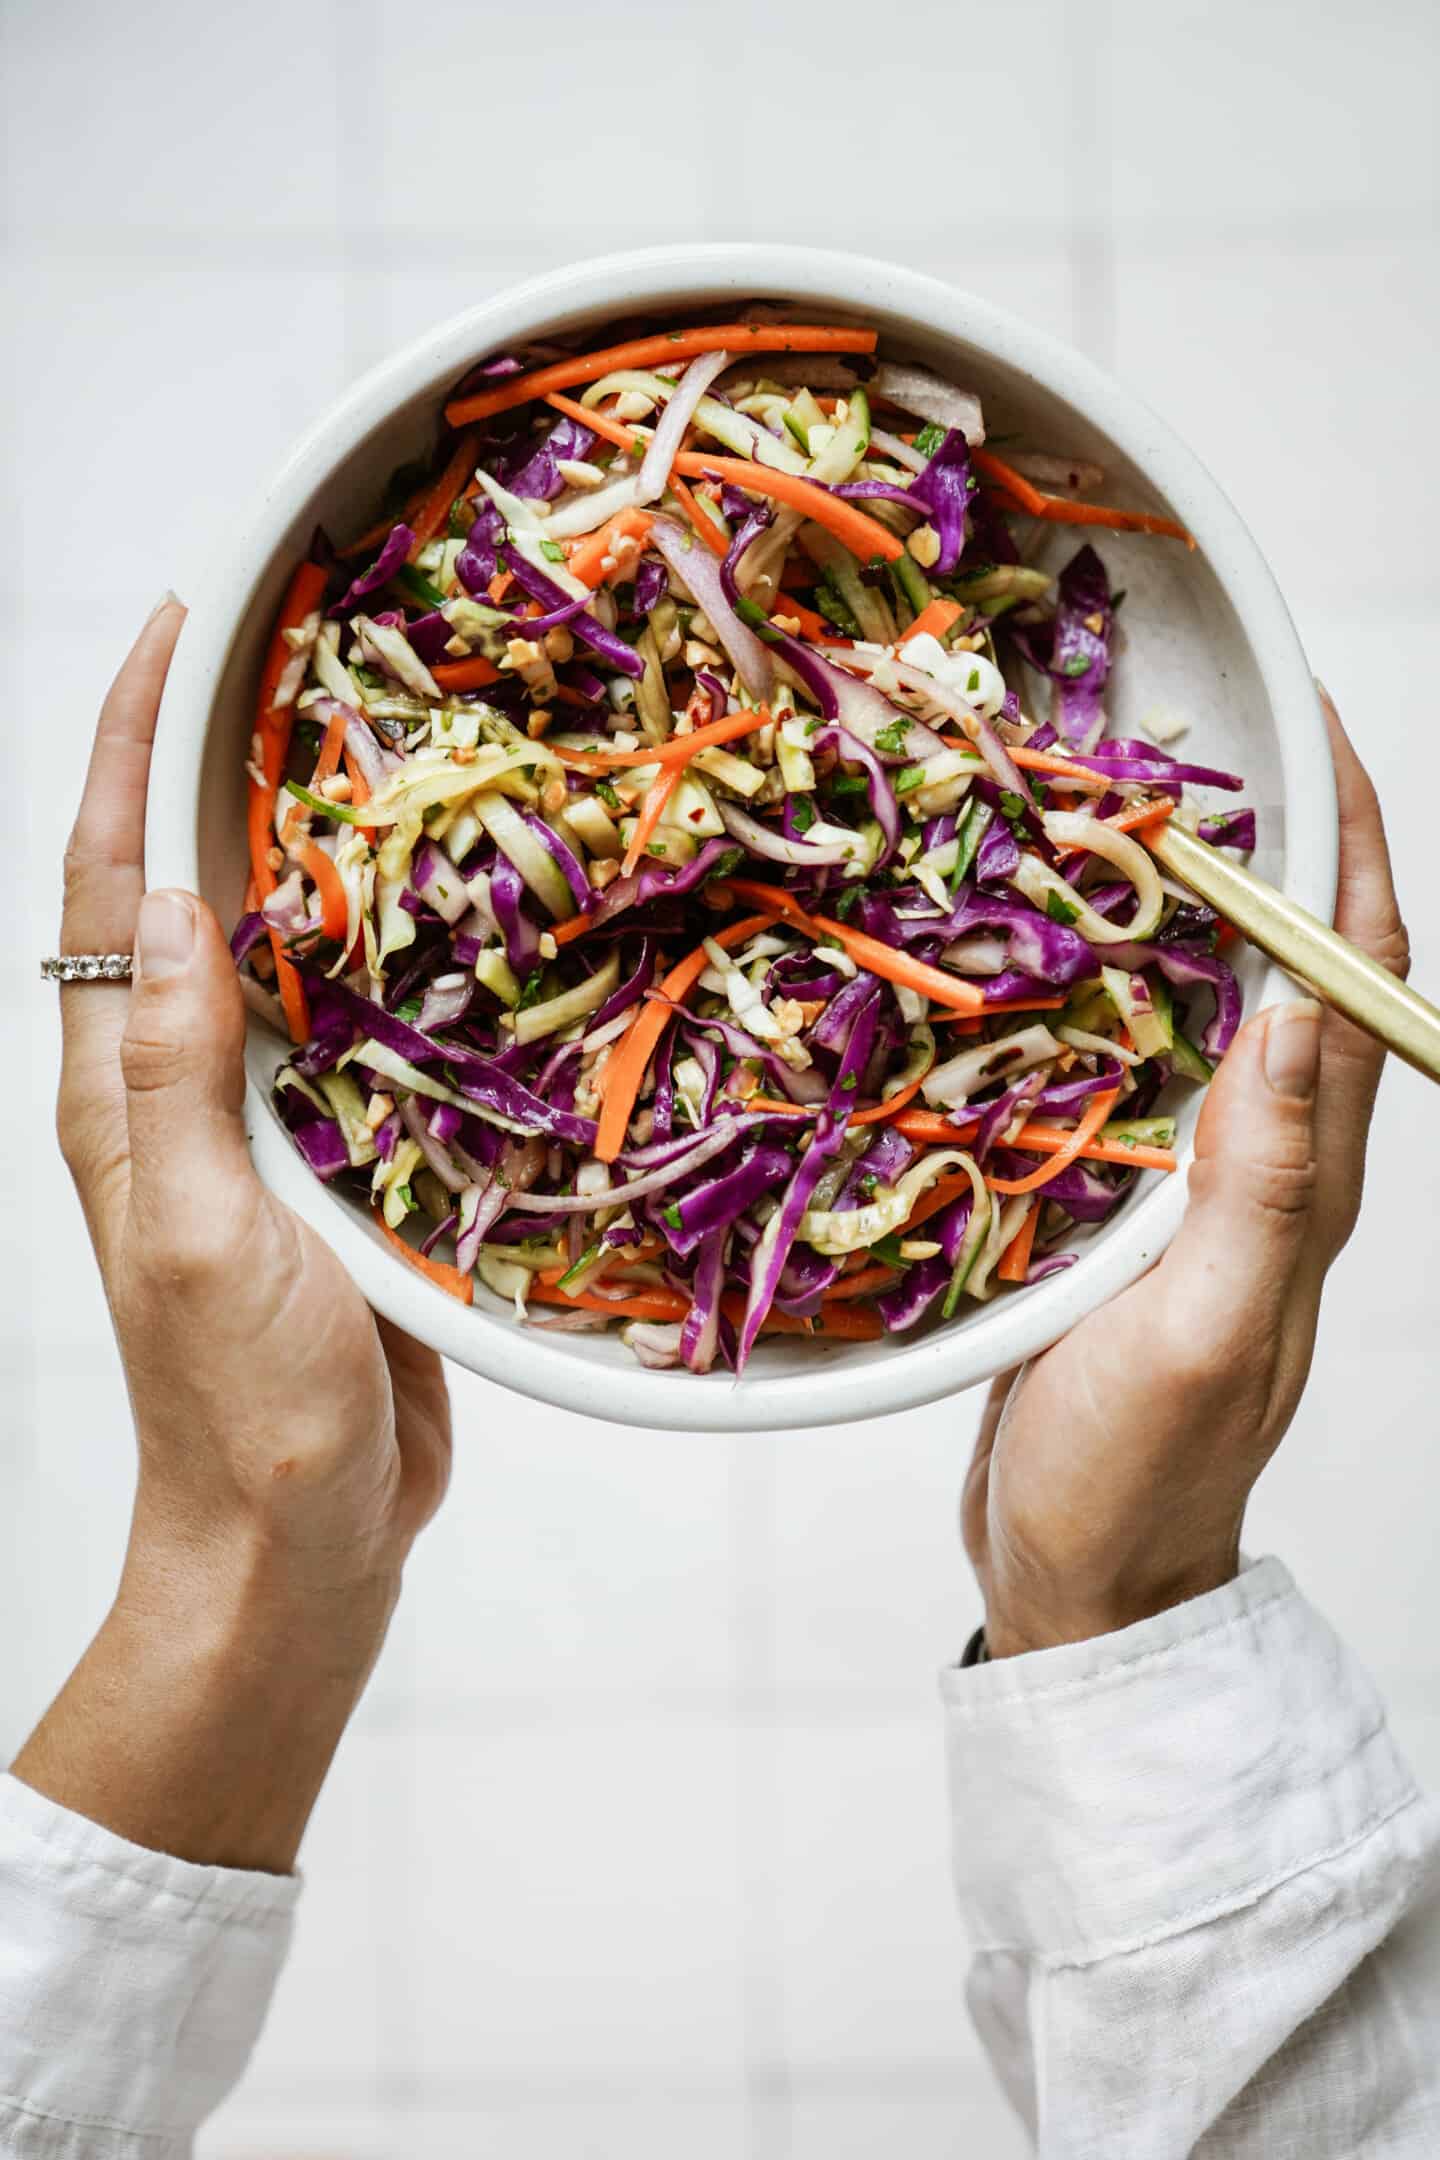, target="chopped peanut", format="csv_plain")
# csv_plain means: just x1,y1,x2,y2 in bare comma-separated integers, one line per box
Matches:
526,708,554,739
319,774,352,801
452,745,477,766
266,845,285,873
684,638,723,670
906,523,942,568
591,859,622,889
540,776,568,815
543,626,575,663
771,613,801,635
365,1092,395,1131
